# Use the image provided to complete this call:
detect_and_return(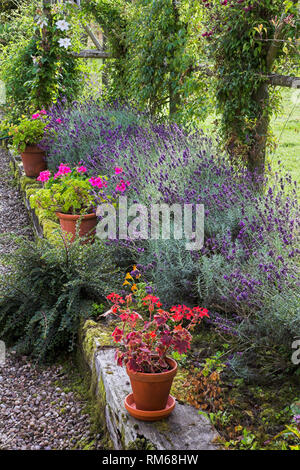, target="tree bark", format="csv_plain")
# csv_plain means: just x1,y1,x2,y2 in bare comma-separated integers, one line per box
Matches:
268,74,300,89
247,82,270,174
169,85,181,118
